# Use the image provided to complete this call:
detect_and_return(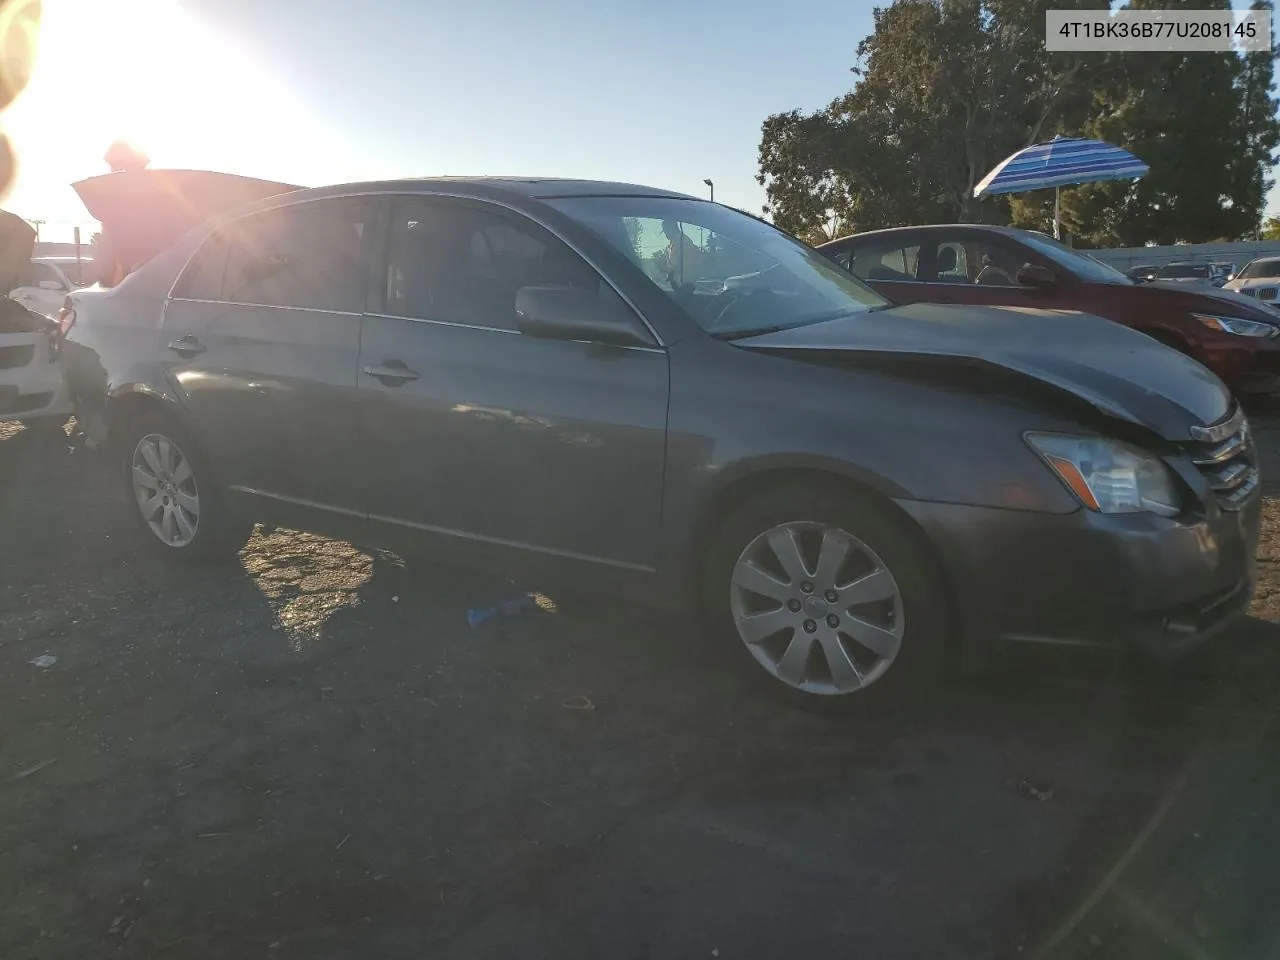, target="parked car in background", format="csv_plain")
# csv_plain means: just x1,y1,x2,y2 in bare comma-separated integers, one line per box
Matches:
1156,261,1218,286
10,257,95,319
0,211,71,432
1211,261,1238,284
1126,264,1158,283
1225,255,1280,303
819,224,1280,393
61,177,1257,705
